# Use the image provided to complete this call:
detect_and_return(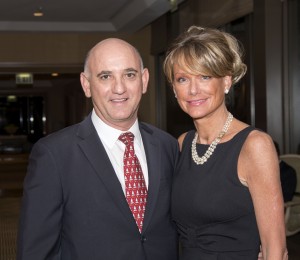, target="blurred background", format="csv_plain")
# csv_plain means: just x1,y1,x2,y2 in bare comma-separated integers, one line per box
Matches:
0,0,299,259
